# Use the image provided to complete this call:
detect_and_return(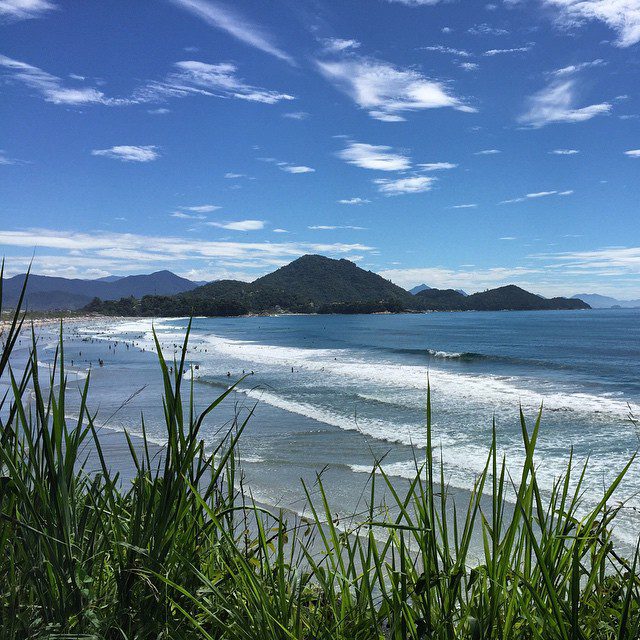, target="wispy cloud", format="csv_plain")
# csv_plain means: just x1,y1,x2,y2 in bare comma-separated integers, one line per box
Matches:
483,45,533,56
319,37,361,52
142,60,295,105
519,78,611,127
337,142,411,171
500,189,573,204
460,62,479,71
0,54,112,105
421,45,472,57
625,149,640,157
474,149,501,155
278,163,315,174
0,149,26,165
468,23,510,35
418,162,458,171
208,219,265,231
0,228,375,279
450,203,478,209
308,225,366,230
0,54,294,107
0,0,56,20
316,56,475,122
282,111,309,120
338,197,370,205
91,145,160,162
383,0,445,5
550,148,580,155
181,204,221,213
169,0,294,64
374,175,435,195
171,211,207,220
543,0,640,47
549,59,606,77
